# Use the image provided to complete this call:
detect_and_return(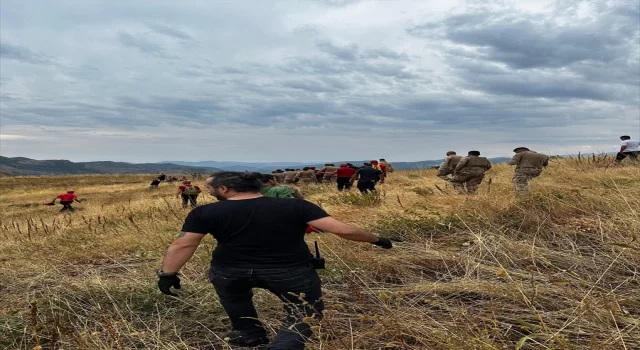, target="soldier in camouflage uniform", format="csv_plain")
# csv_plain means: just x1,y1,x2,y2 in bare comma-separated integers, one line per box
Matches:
295,167,317,185
451,151,492,194
437,151,463,181
507,147,549,196
272,170,285,184
320,164,338,183
283,169,297,184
